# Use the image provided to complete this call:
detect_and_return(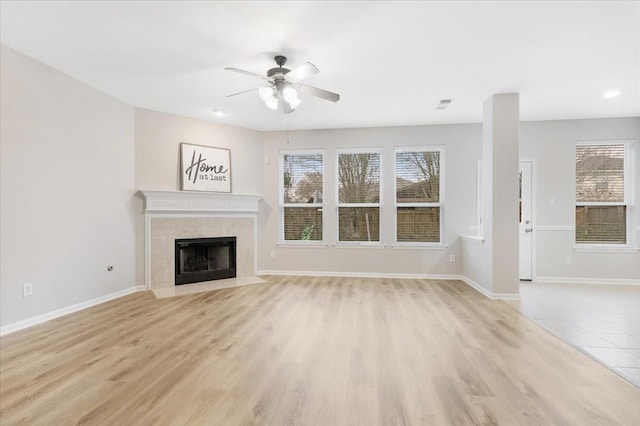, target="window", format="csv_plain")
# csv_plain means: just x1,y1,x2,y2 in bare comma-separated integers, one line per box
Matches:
395,147,443,243
337,149,381,243
575,141,631,245
280,150,324,242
